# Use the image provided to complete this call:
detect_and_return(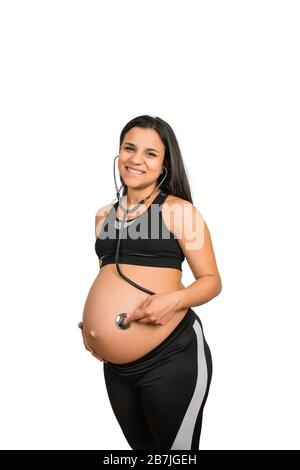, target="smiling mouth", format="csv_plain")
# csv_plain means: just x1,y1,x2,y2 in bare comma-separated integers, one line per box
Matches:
125,166,146,176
